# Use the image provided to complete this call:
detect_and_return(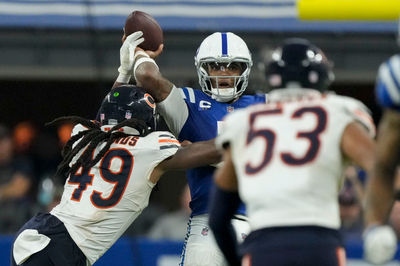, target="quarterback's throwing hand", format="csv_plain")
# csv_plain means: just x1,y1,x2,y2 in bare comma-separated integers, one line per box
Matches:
117,31,144,83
